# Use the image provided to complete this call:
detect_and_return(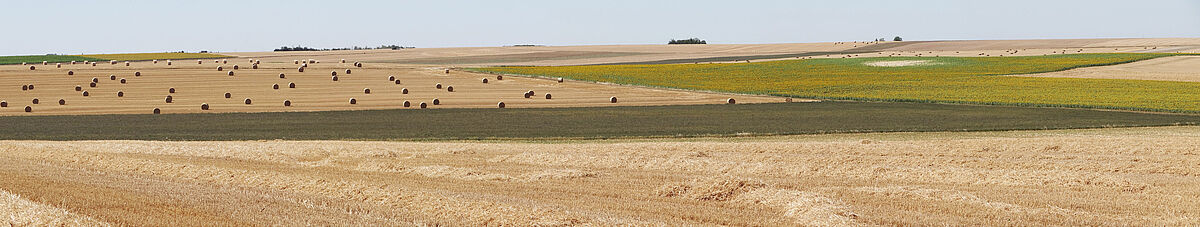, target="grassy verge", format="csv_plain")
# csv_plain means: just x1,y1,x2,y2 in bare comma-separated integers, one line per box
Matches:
473,53,1200,113
0,102,1195,141
0,55,106,65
